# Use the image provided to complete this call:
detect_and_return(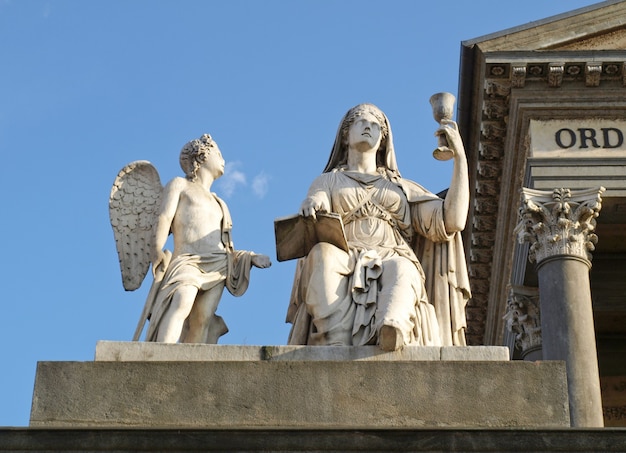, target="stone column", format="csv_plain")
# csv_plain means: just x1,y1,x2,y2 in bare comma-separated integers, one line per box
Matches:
504,286,542,361
516,187,605,427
